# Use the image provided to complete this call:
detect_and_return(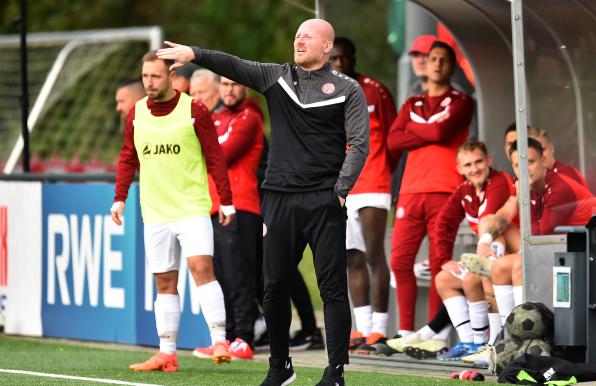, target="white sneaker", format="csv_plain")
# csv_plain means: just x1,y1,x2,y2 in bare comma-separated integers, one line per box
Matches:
404,339,449,359
462,344,490,365
386,332,424,353
414,259,431,280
